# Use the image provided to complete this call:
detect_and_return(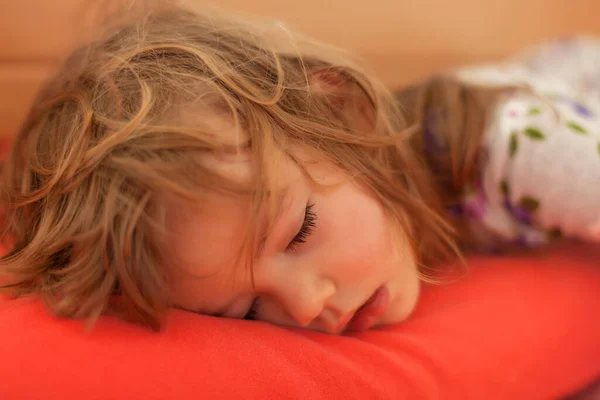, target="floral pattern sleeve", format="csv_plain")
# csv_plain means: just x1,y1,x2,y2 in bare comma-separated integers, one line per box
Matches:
455,38,600,247
477,92,600,247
